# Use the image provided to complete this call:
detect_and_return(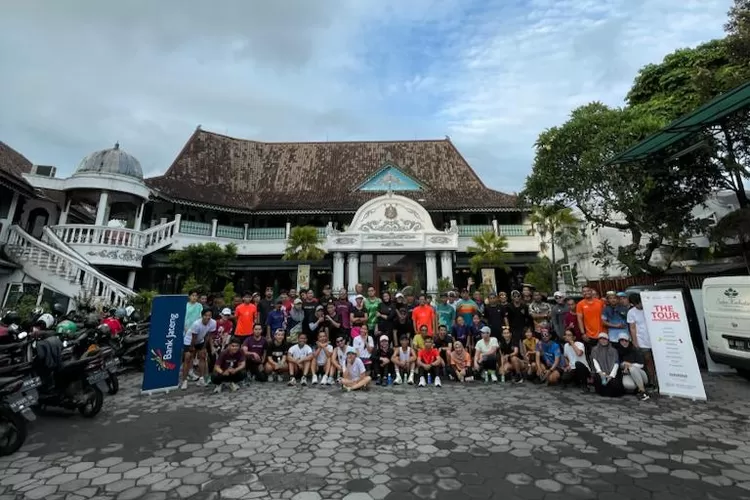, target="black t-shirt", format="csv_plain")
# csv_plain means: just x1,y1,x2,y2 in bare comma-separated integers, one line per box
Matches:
258,298,274,326
394,316,414,339
377,301,396,334
374,346,394,361
433,334,454,350
266,341,289,361
324,312,343,340
351,307,367,326
485,305,506,336
302,300,318,332
499,337,519,356
506,303,530,334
